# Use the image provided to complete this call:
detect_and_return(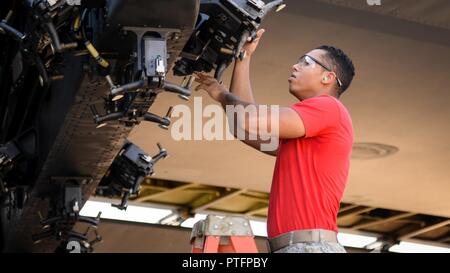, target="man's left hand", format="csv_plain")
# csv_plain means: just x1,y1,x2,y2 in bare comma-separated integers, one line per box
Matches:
194,72,228,102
